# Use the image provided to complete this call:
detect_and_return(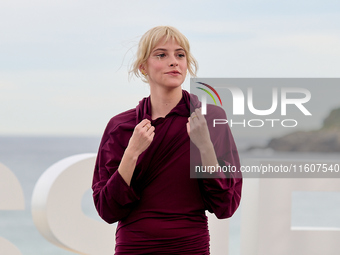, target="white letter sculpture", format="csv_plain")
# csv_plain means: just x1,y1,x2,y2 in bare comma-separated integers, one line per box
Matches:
0,163,25,255
31,154,116,255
